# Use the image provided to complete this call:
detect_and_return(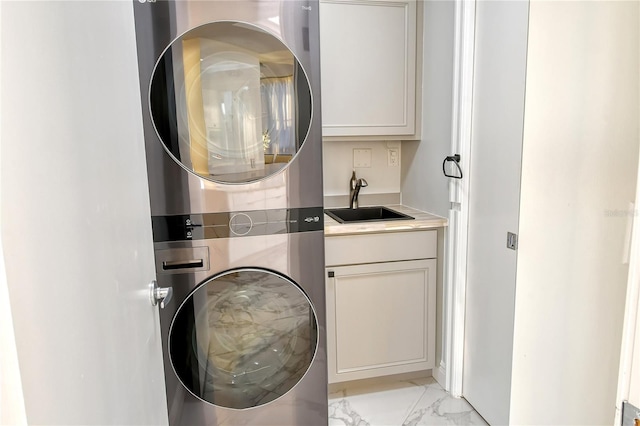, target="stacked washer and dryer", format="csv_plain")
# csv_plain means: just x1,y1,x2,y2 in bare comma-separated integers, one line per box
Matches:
132,1,327,424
